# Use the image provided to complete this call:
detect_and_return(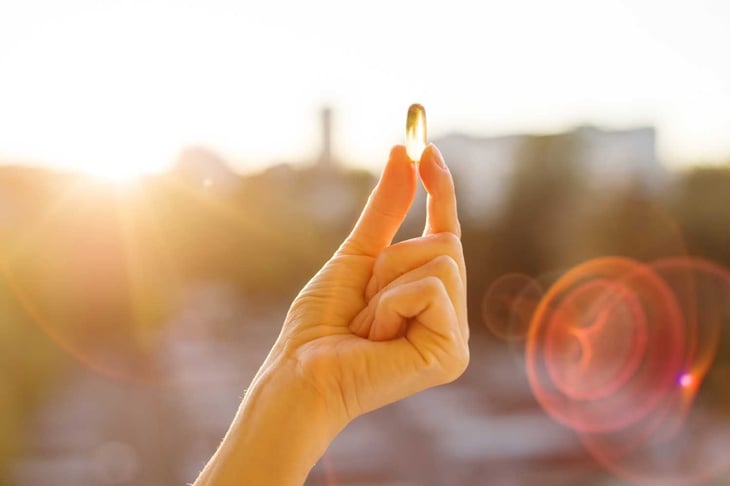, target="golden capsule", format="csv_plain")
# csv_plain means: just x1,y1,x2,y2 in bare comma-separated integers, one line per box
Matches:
405,103,427,163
